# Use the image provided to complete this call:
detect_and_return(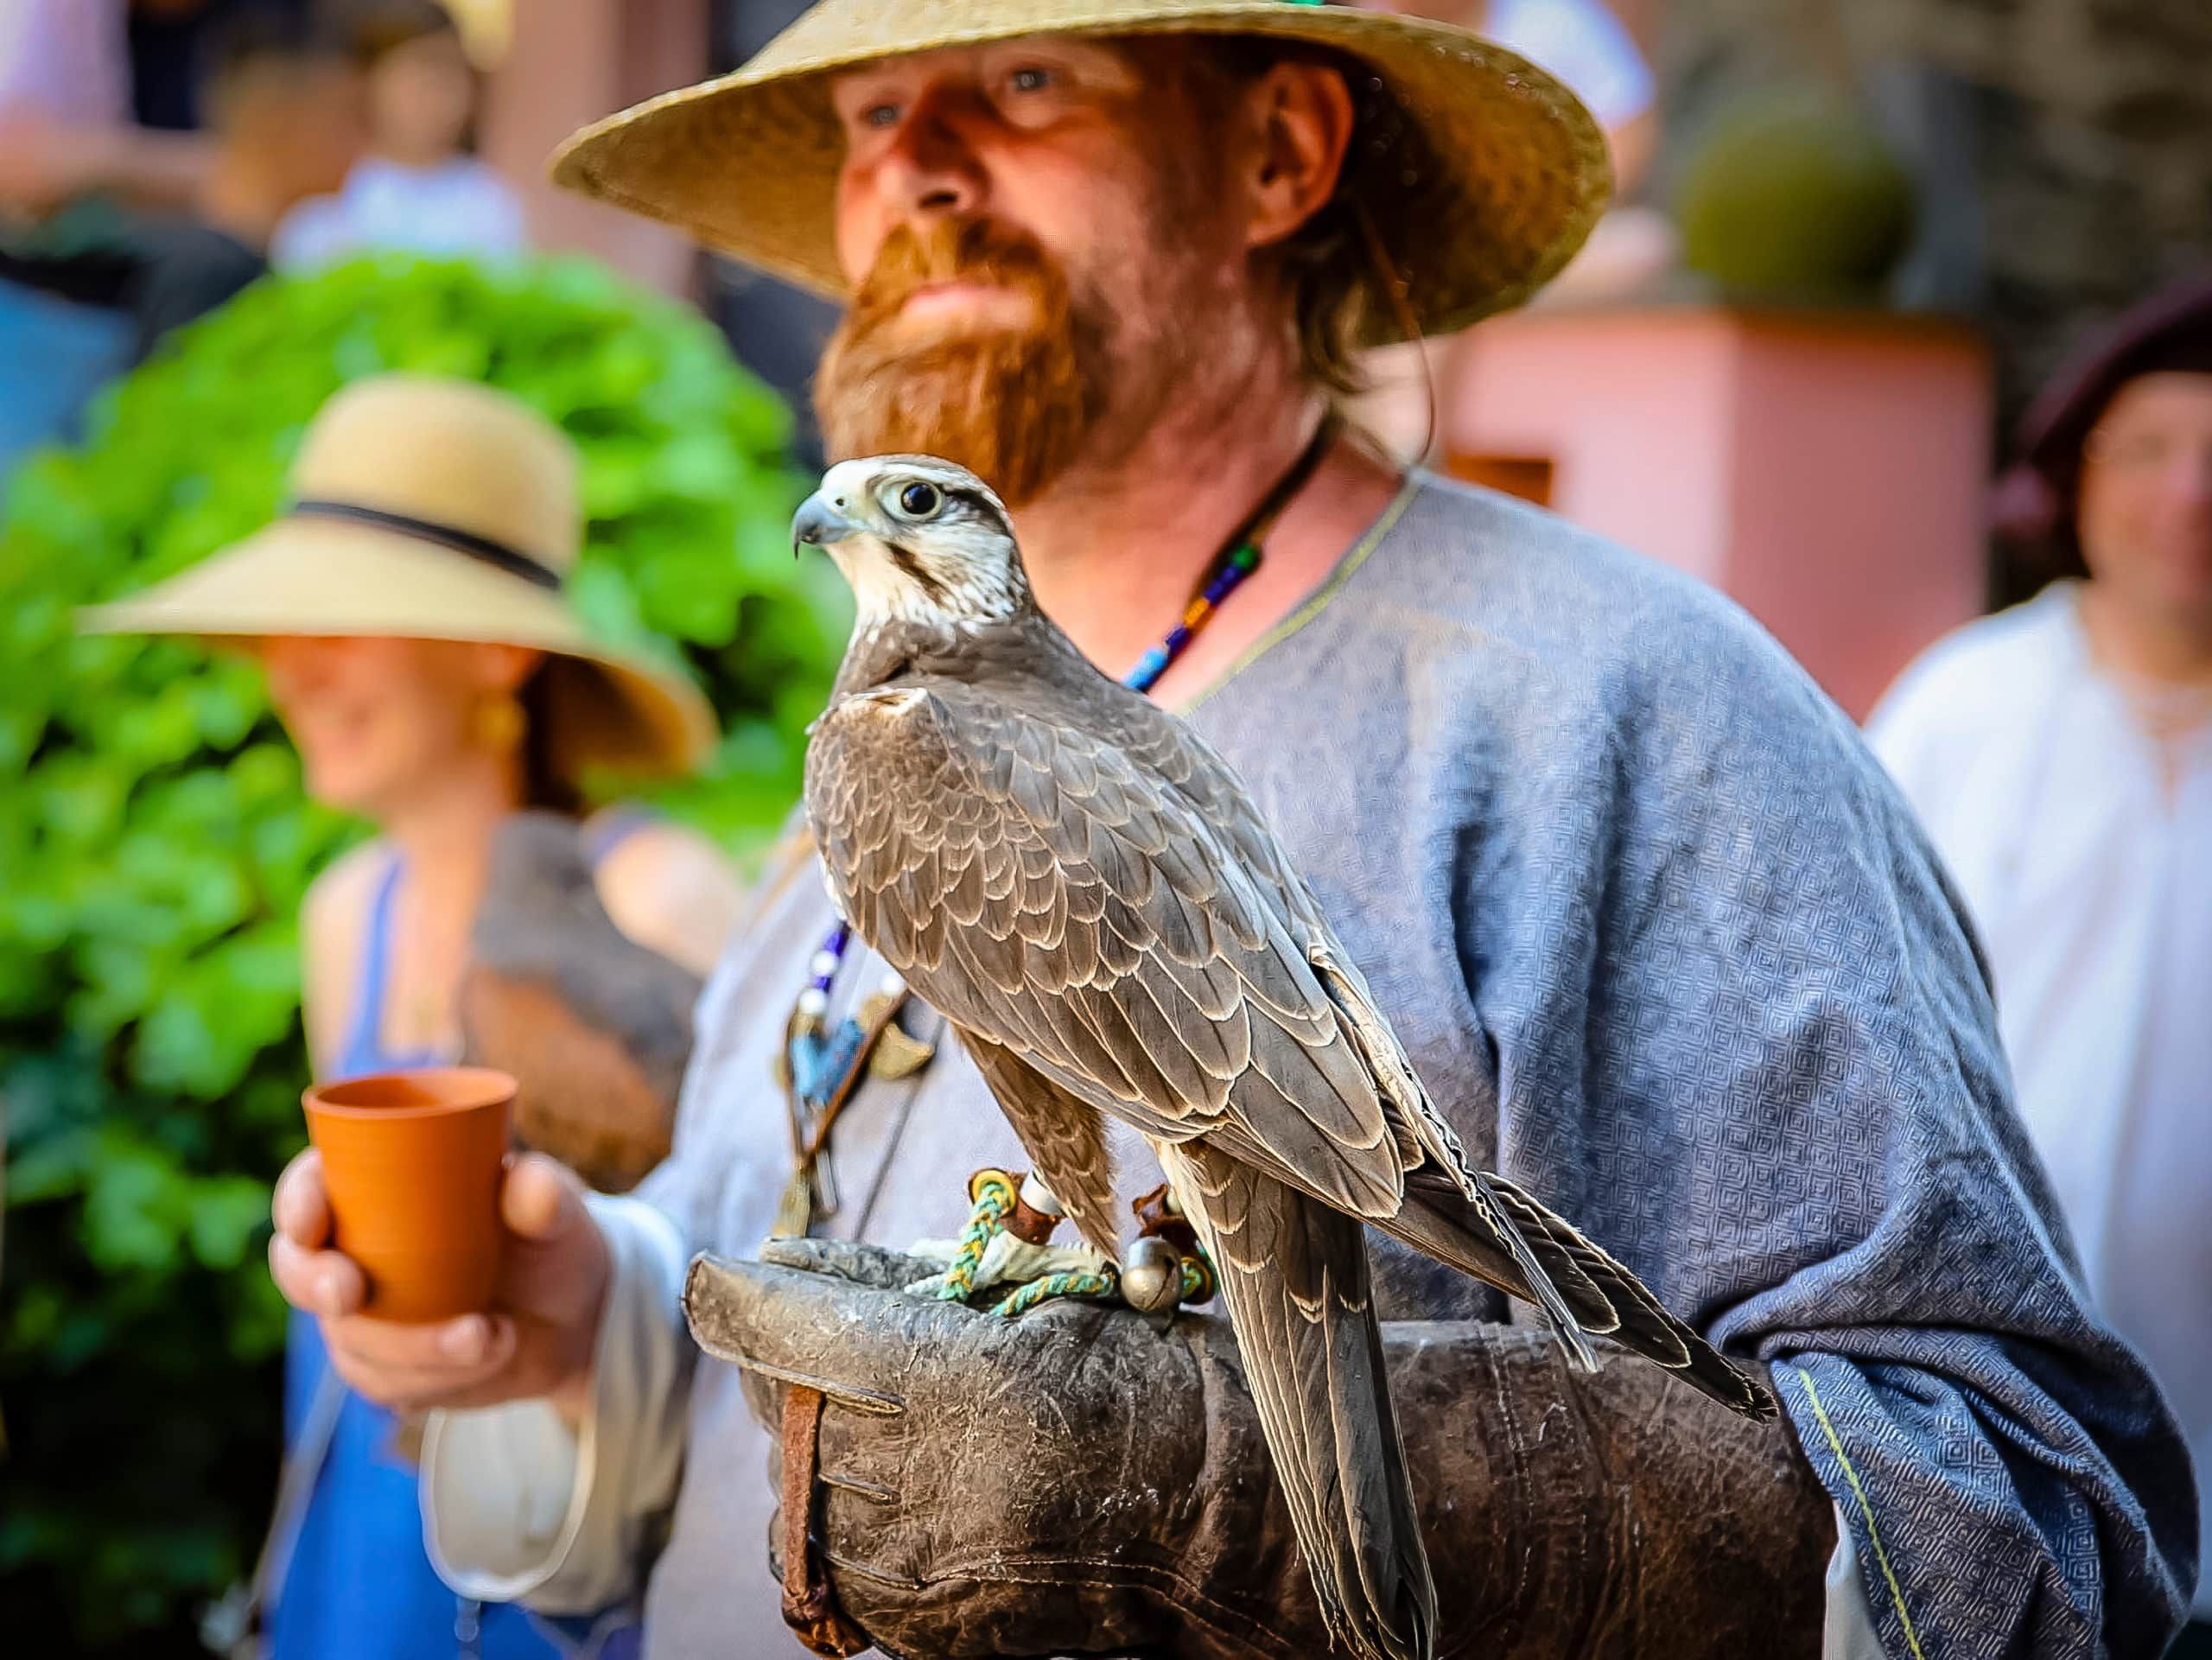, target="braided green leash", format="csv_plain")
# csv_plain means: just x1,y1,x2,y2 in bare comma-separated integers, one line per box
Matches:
929,1168,1019,1301
989,1263,1122,1317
